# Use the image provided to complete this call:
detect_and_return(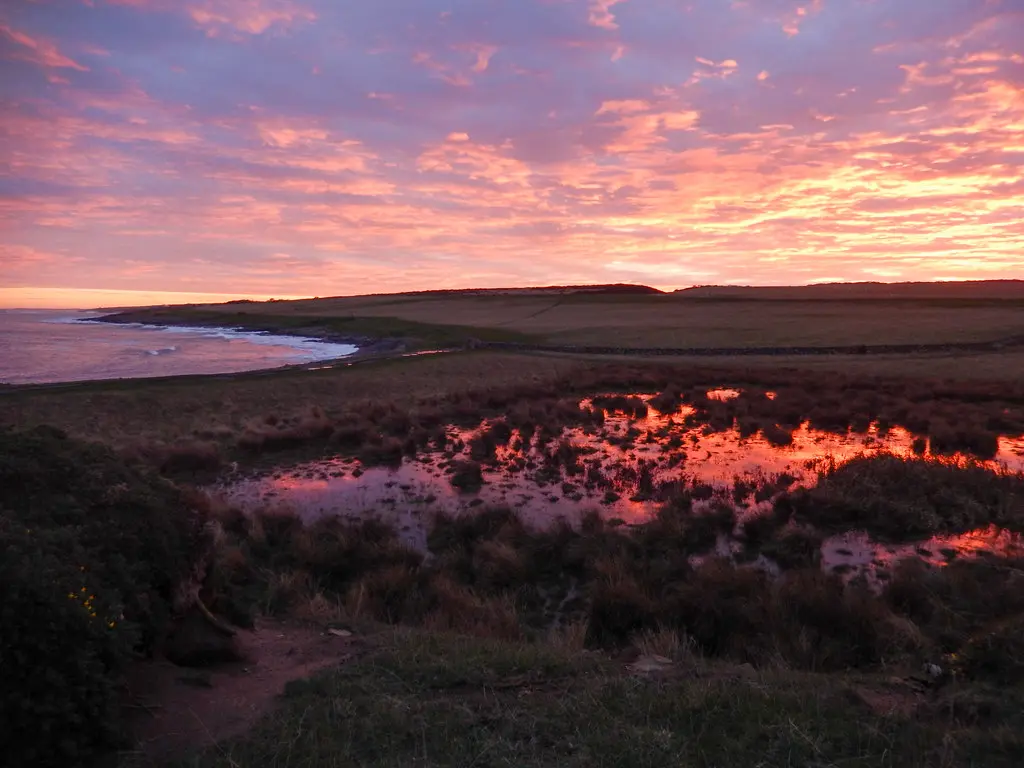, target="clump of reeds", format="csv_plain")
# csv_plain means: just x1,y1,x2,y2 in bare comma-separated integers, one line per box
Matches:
775,454,1024,540
649,385,683,414
238,406,334,453
592,395,649,419
449,460,485,490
